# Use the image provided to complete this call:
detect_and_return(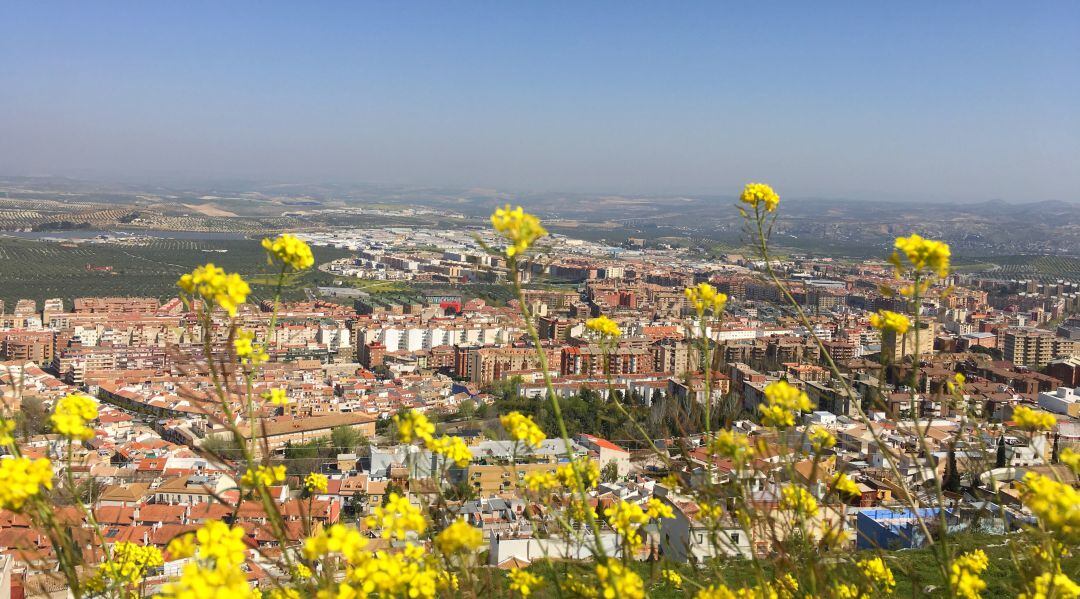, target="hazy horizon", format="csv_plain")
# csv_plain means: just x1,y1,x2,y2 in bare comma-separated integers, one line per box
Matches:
2,2,1078,203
